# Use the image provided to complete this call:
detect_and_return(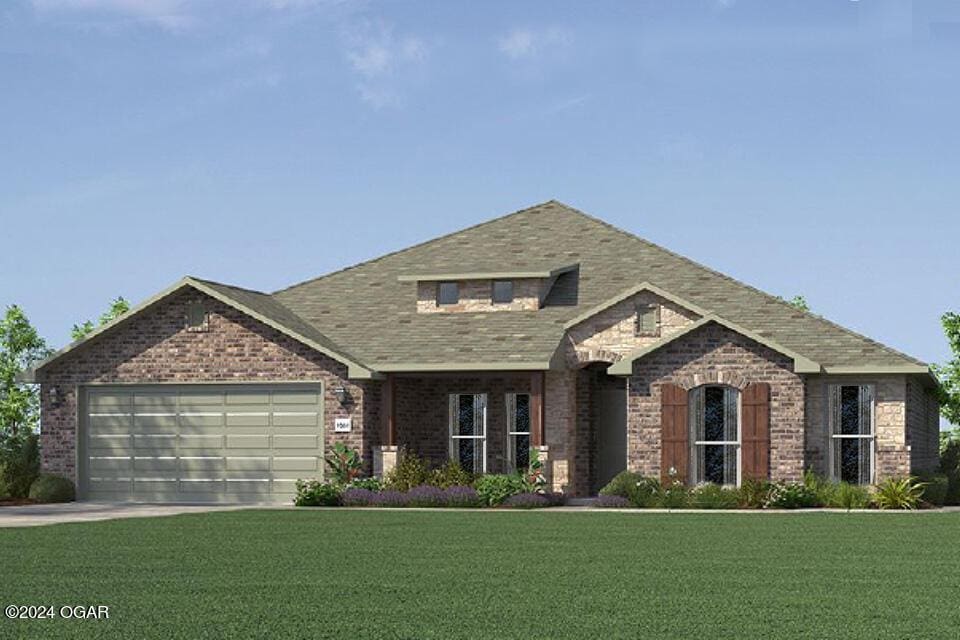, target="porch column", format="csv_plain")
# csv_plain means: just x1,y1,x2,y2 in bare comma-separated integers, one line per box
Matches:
374,374,399,477
530,371,551,488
